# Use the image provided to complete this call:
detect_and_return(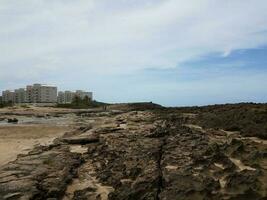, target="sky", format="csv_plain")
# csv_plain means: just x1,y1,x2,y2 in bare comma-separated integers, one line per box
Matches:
0,0,267,106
